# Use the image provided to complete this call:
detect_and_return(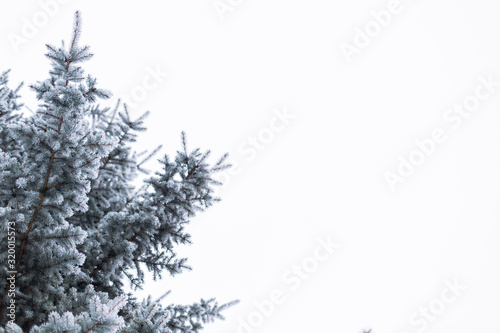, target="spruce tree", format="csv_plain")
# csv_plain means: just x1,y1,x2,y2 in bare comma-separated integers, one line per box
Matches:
1,11,236,332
